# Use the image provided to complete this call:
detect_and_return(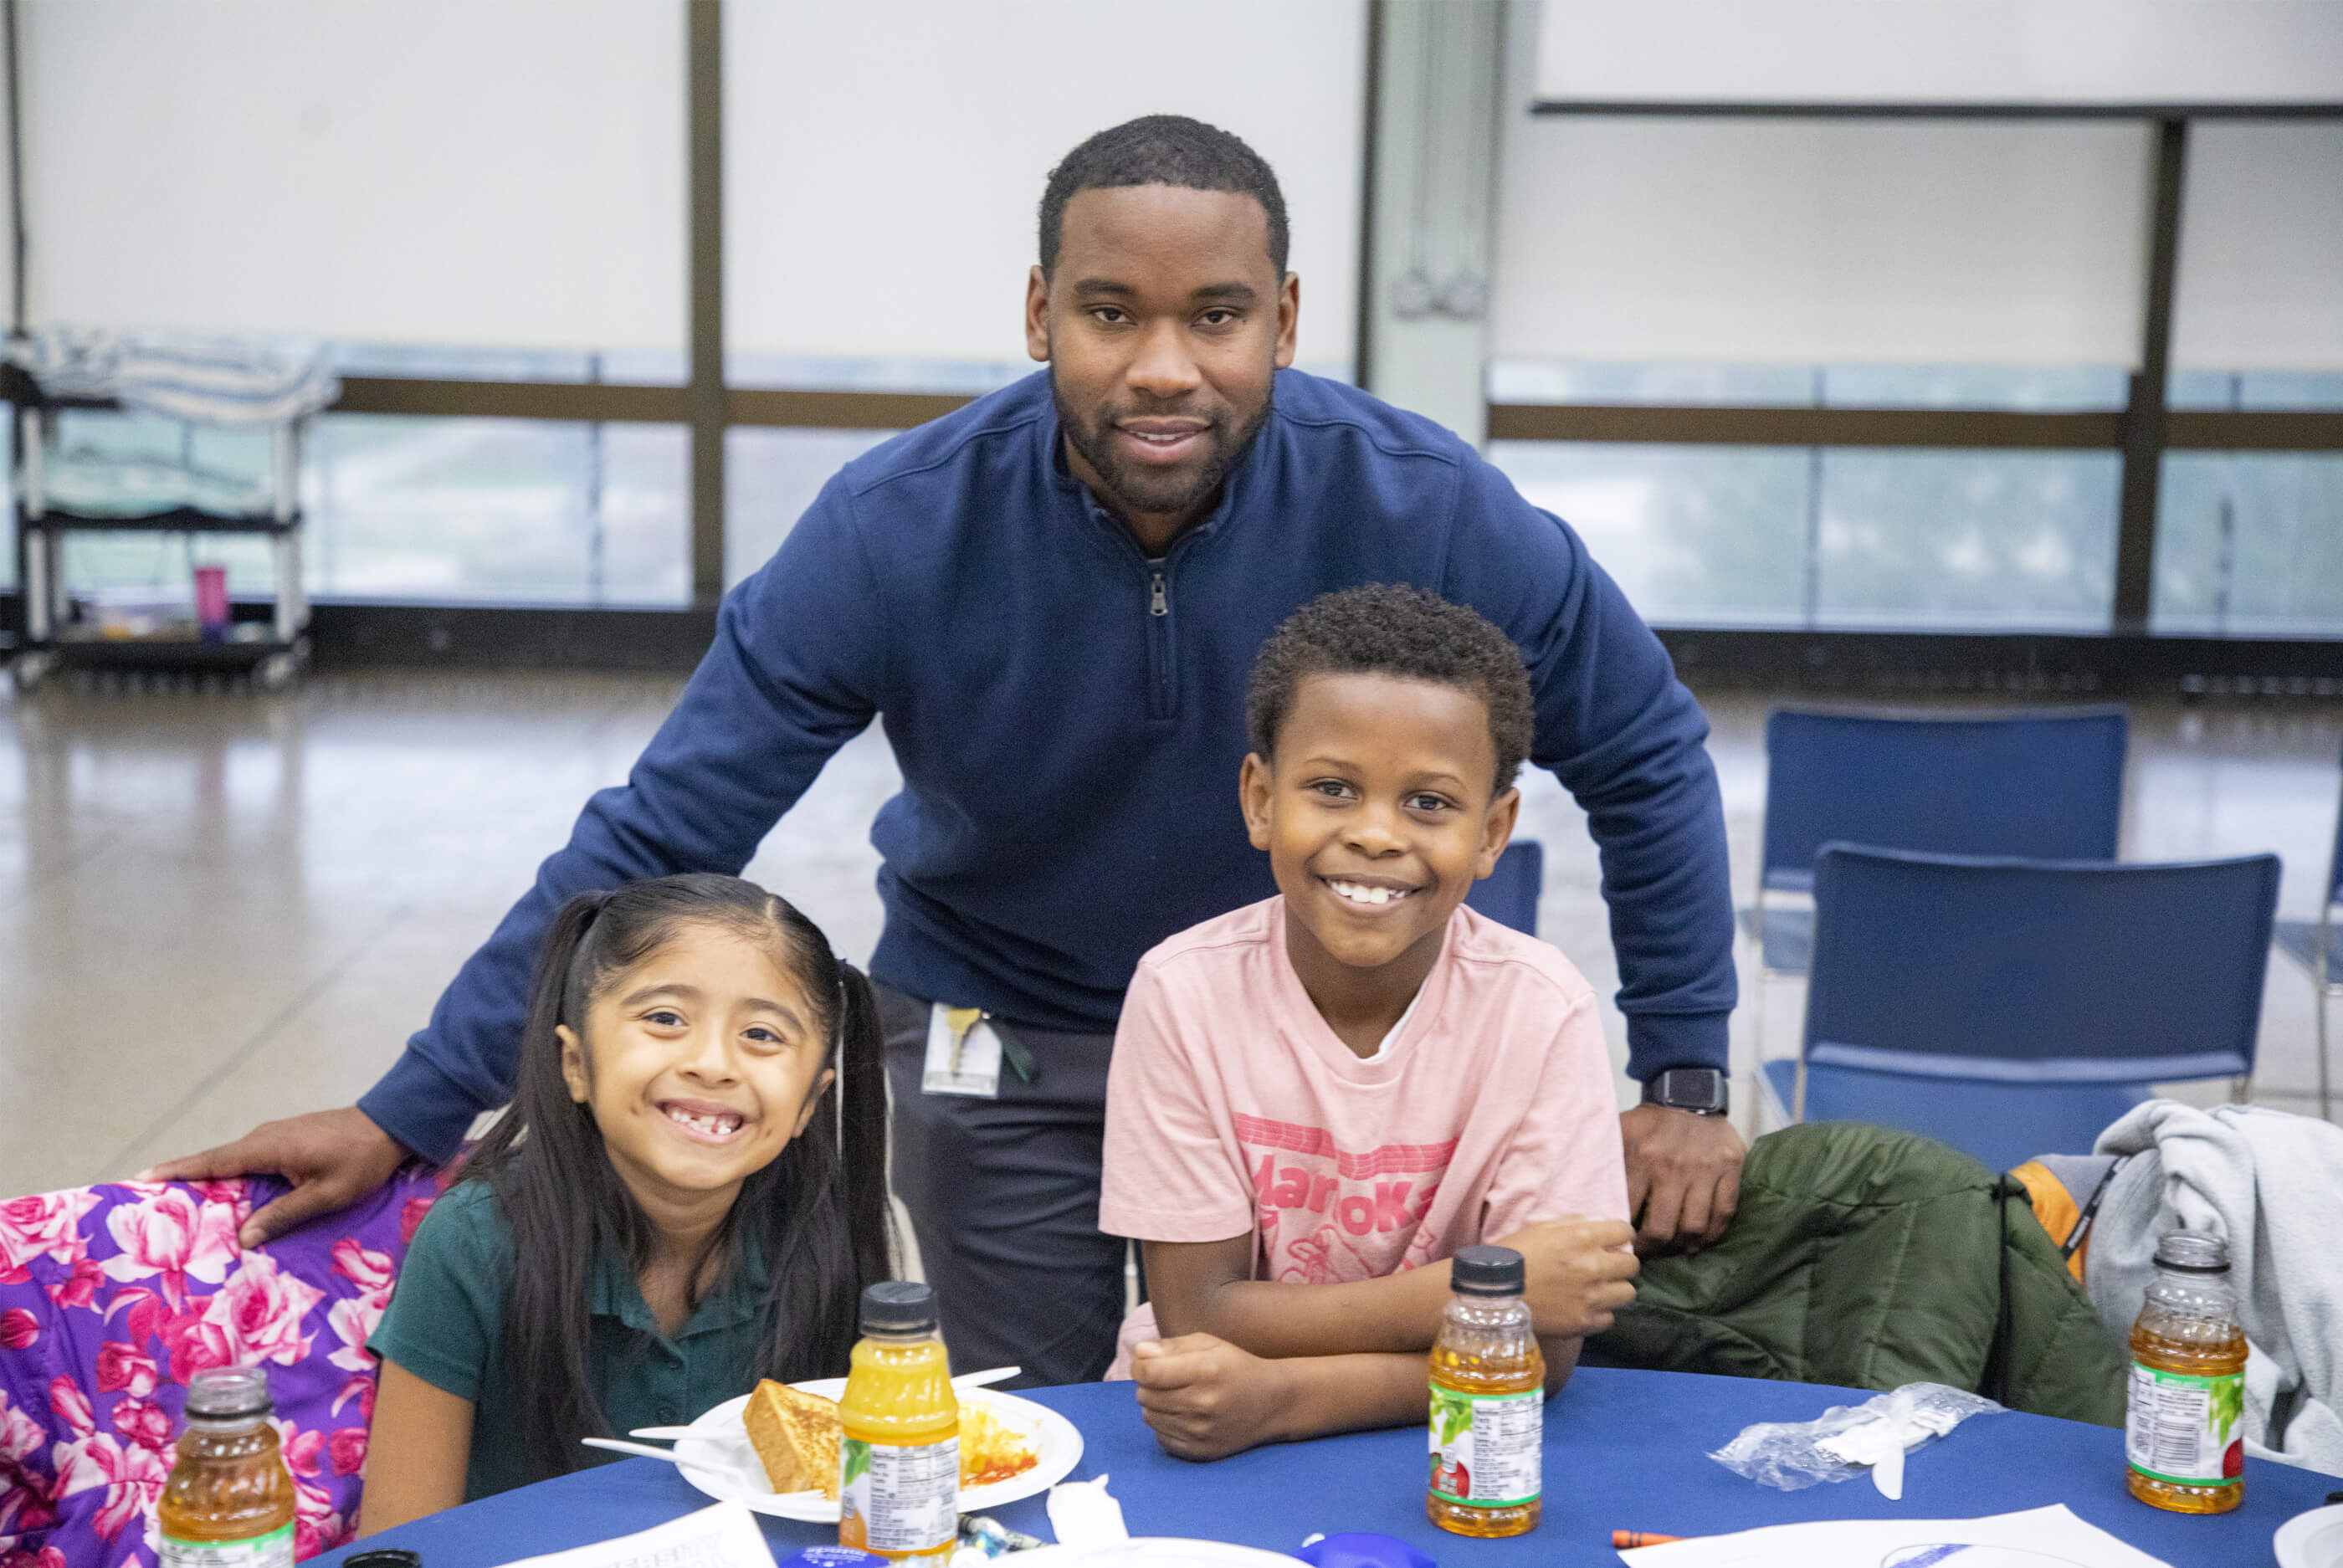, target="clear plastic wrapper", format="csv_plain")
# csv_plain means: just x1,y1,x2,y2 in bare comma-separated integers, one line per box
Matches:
1707,1381,2004,1495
